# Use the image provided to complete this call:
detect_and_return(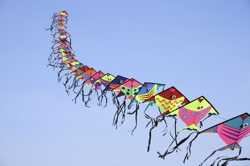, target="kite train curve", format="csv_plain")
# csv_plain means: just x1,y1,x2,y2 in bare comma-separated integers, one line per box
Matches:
47,11,250,166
